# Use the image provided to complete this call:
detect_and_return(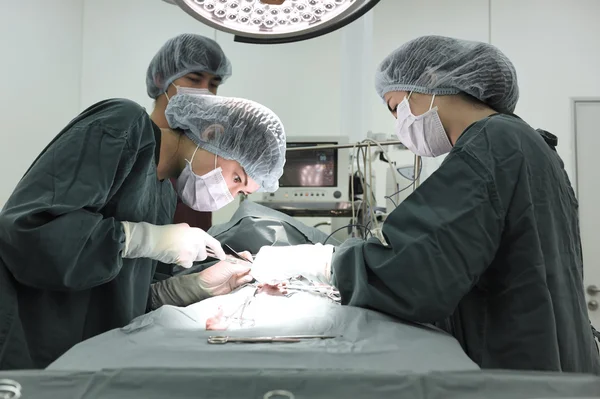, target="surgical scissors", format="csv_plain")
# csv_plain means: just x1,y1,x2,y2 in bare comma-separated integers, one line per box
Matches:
0,379,21,399
207,335,337,344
